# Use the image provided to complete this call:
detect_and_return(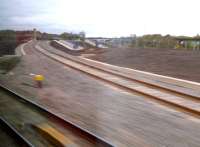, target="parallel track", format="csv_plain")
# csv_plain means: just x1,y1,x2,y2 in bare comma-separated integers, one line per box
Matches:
0,117,34,147
36,44,200,118
0,84,114,147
